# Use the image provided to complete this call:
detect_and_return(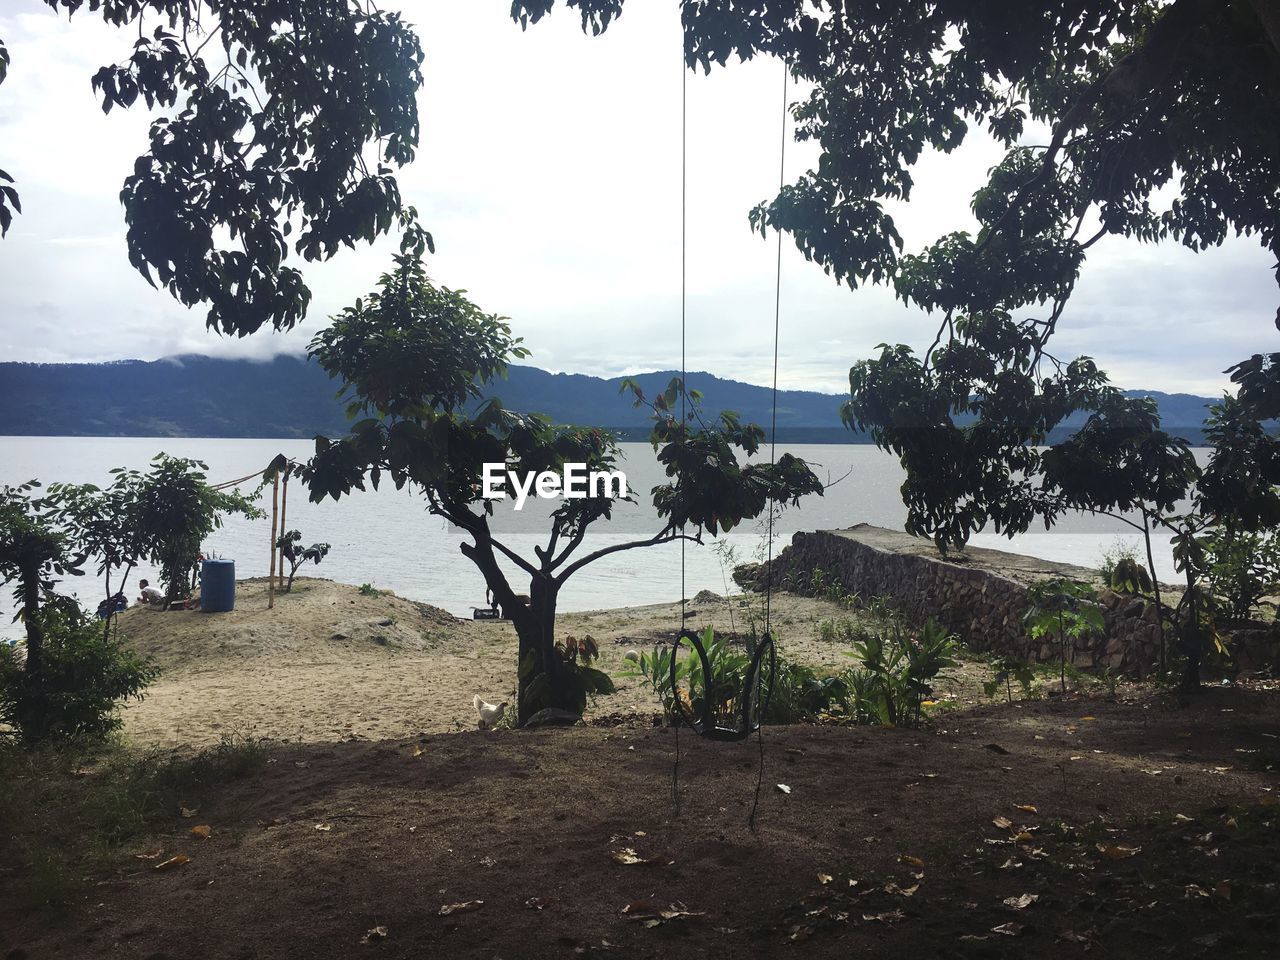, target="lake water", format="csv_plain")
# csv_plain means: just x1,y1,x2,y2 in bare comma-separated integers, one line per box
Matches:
0,436,1194,638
